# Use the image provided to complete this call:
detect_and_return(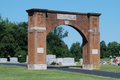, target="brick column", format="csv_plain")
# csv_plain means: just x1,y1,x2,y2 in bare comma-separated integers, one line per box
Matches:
27,12,47,70
83,13,100,69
